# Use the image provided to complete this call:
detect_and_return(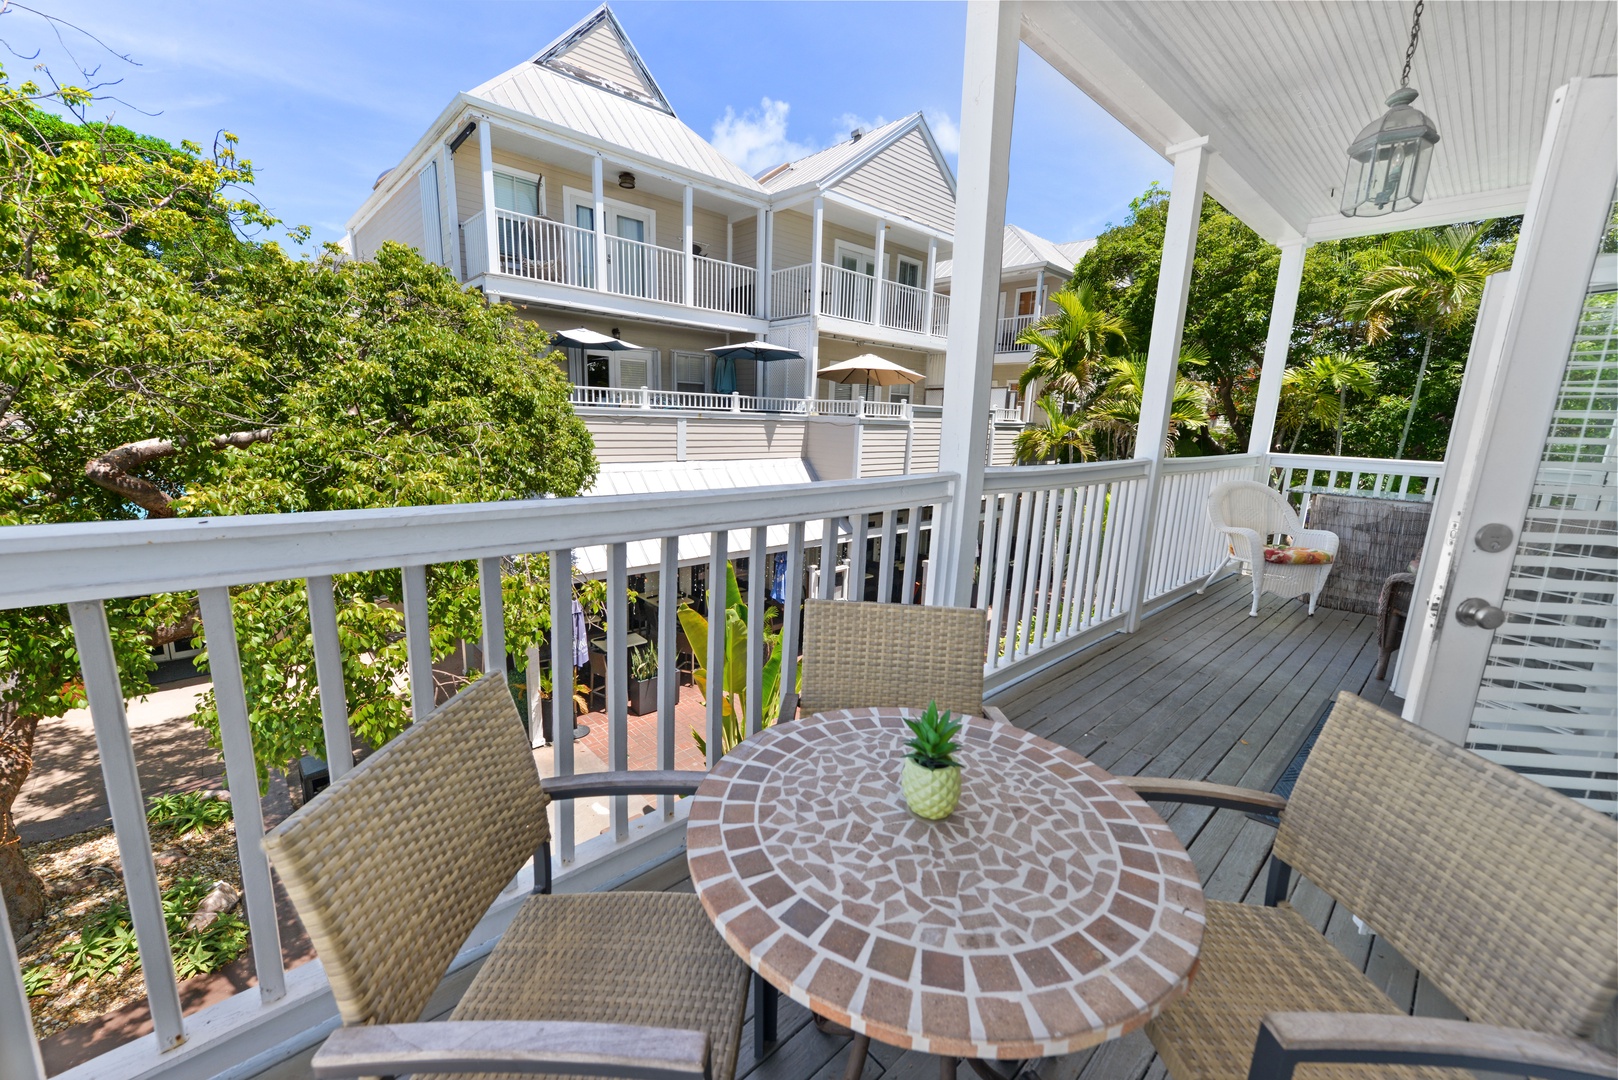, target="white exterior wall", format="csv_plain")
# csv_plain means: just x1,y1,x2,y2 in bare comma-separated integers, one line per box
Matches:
353,173,425,261
835,128,955,234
